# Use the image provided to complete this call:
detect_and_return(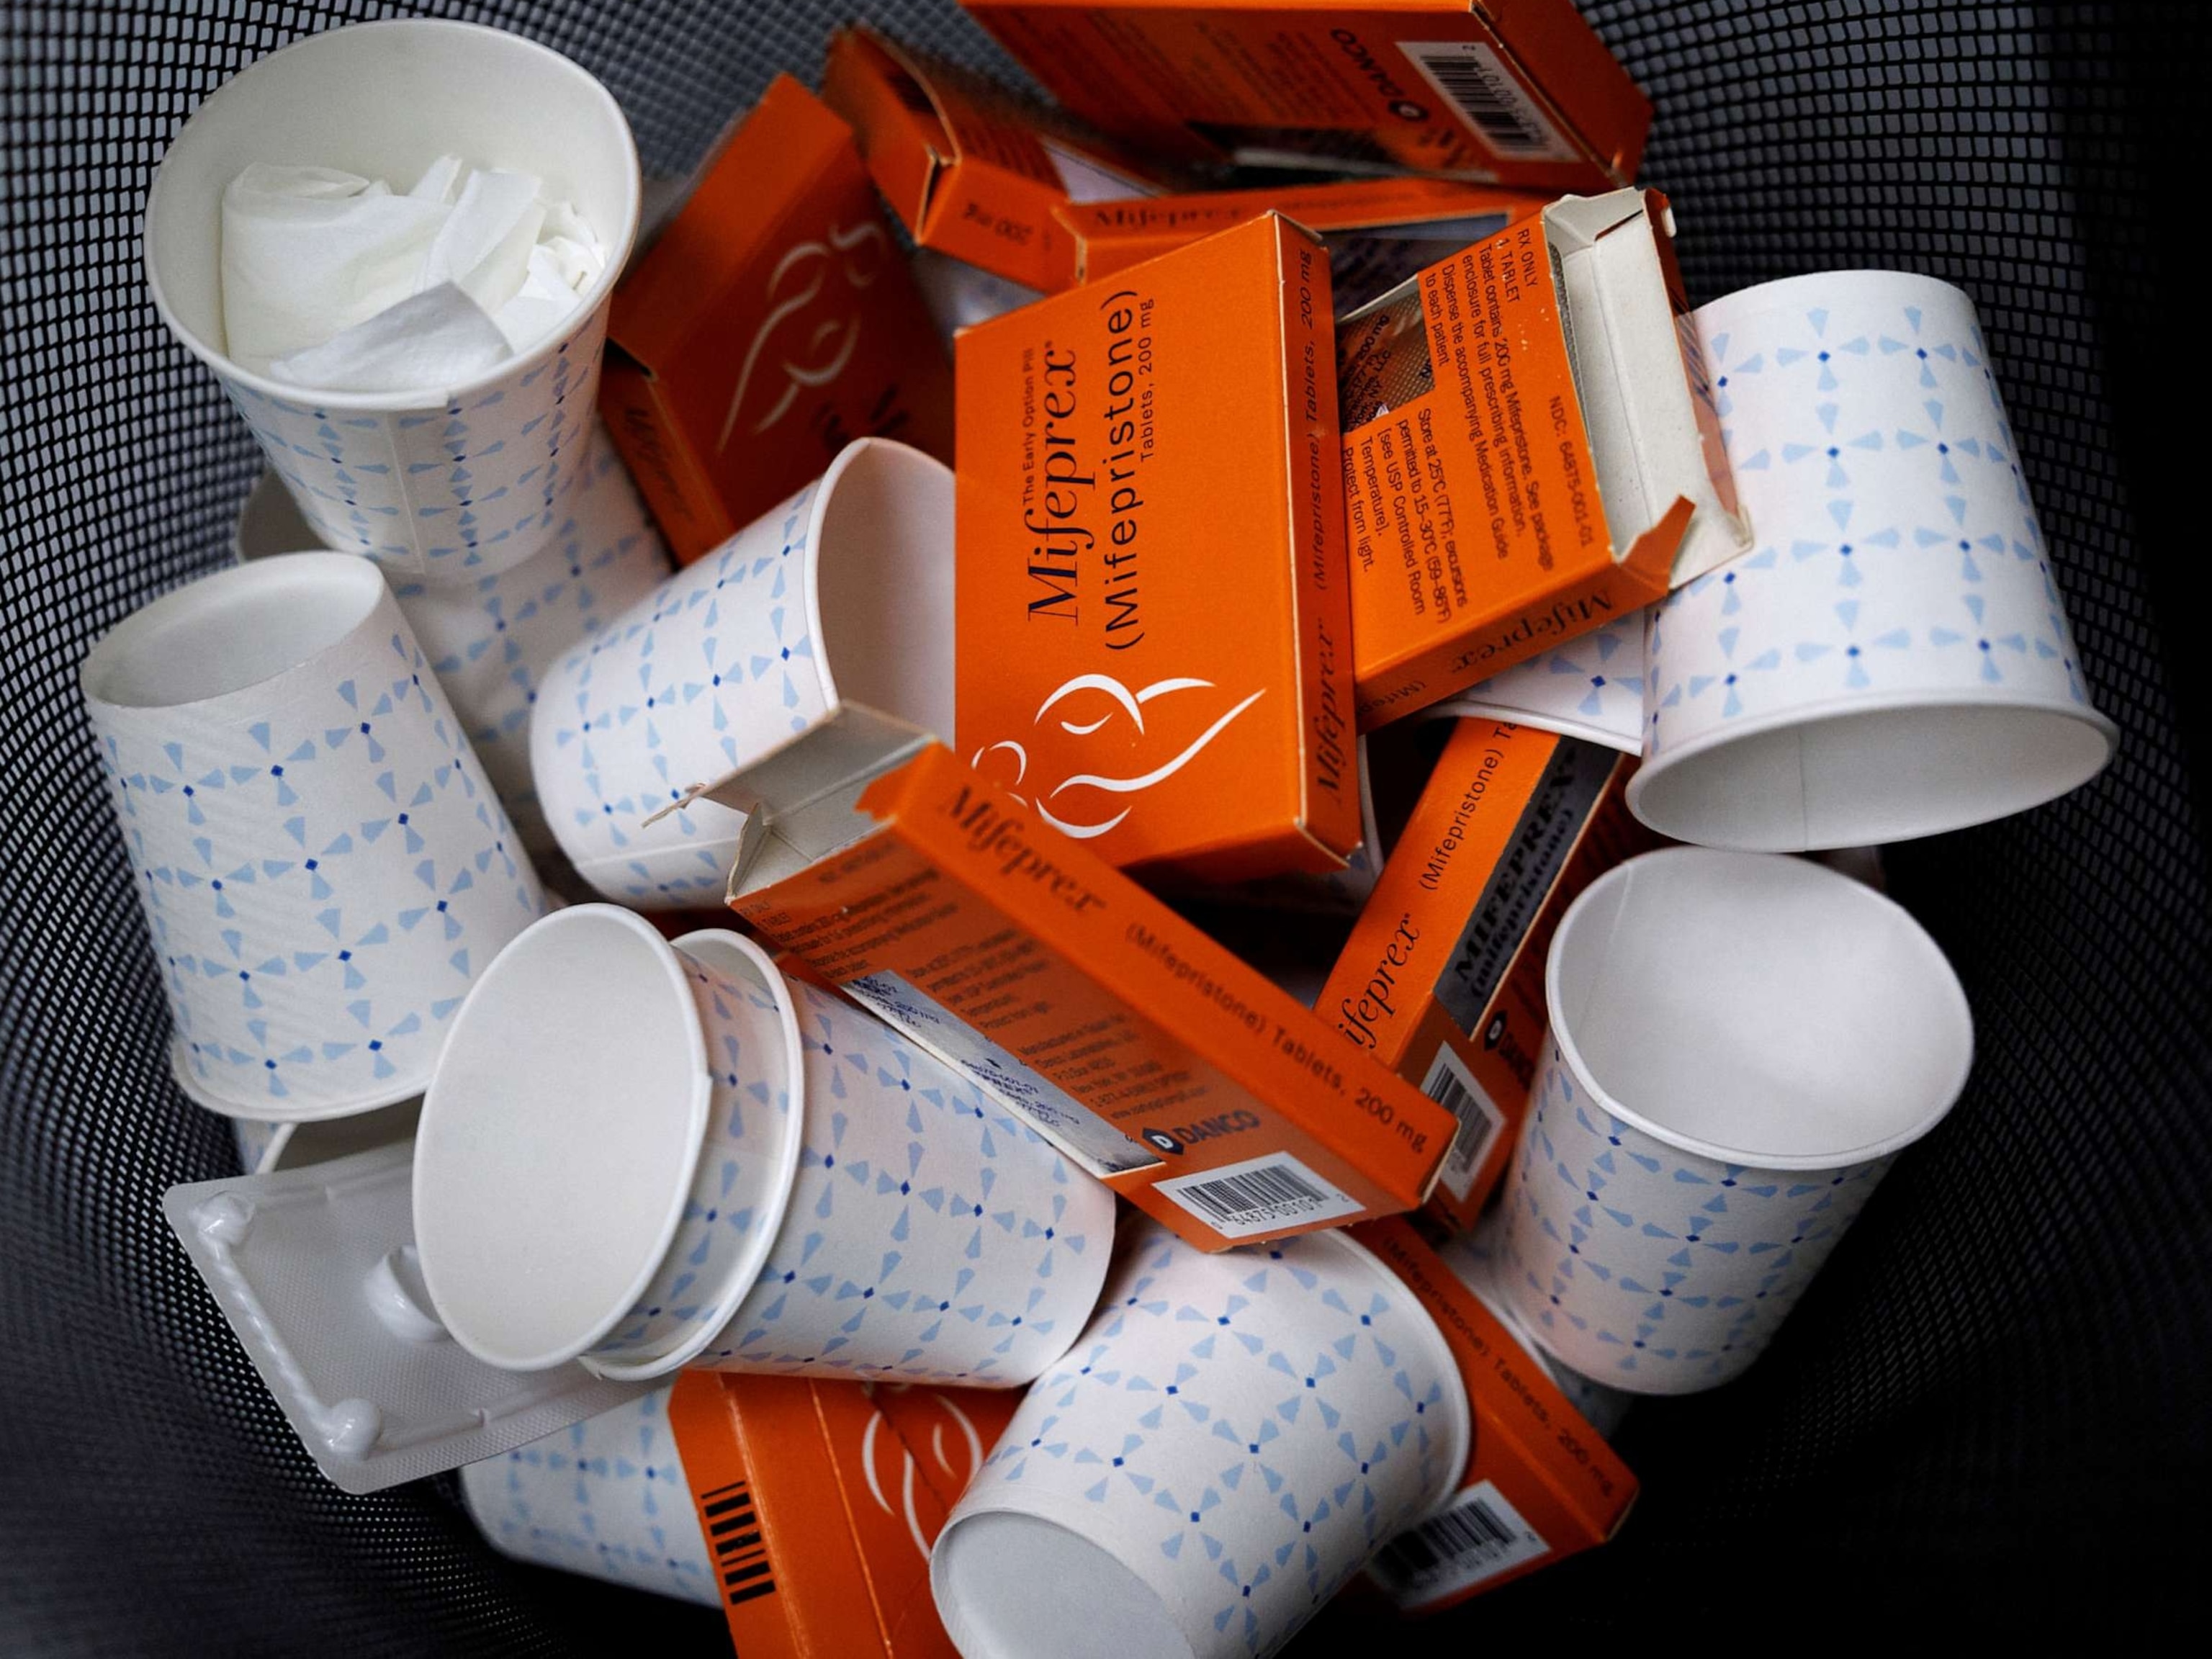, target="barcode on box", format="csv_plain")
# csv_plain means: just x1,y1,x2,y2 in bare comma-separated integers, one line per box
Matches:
1369,1480,1550,1608
1398,42,1578,163
698,1476,778,1608
1423,1046,1505,1202
1154,1152,1363,1240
